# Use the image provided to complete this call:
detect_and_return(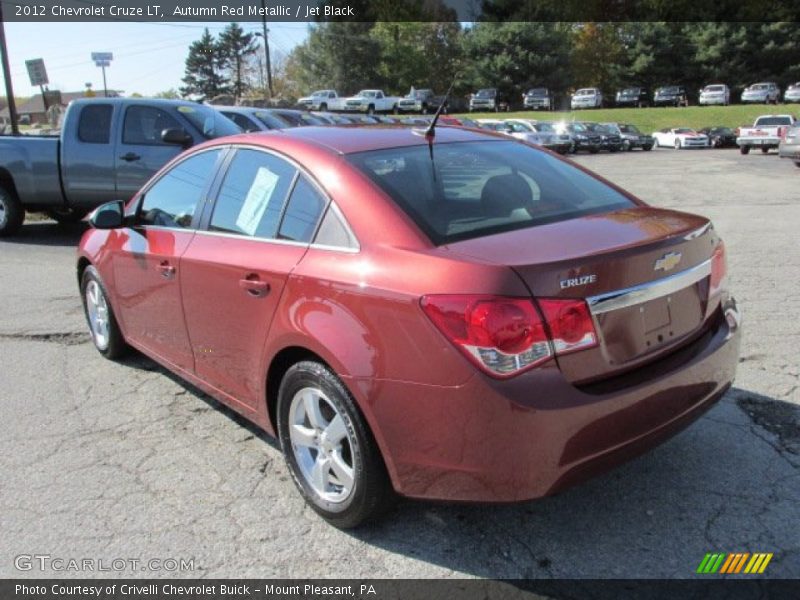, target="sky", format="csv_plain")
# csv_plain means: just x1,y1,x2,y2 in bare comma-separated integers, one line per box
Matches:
3,21,310,97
